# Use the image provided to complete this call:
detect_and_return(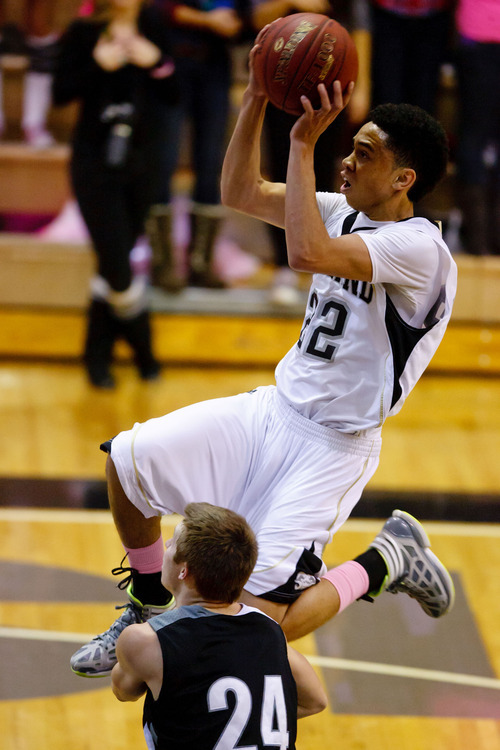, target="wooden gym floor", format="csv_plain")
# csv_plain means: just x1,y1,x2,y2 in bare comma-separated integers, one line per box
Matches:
1,3,499,740
0,297,500,750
